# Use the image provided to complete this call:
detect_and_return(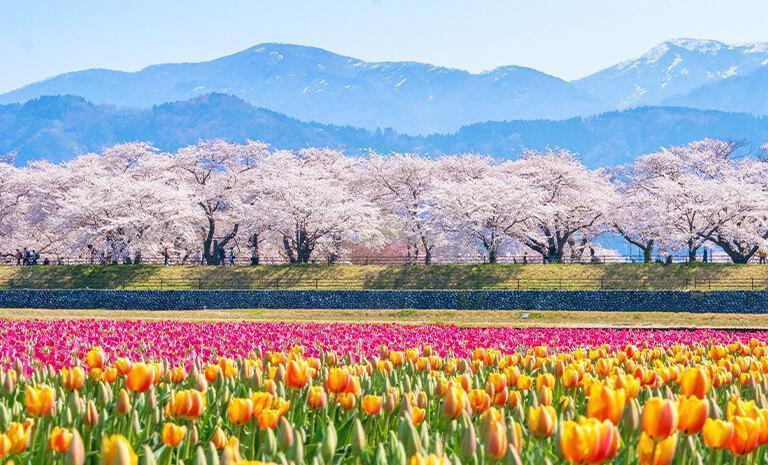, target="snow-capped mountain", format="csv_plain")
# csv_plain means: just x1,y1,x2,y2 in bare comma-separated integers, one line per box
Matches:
0,43,608,134
573,38,768,109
